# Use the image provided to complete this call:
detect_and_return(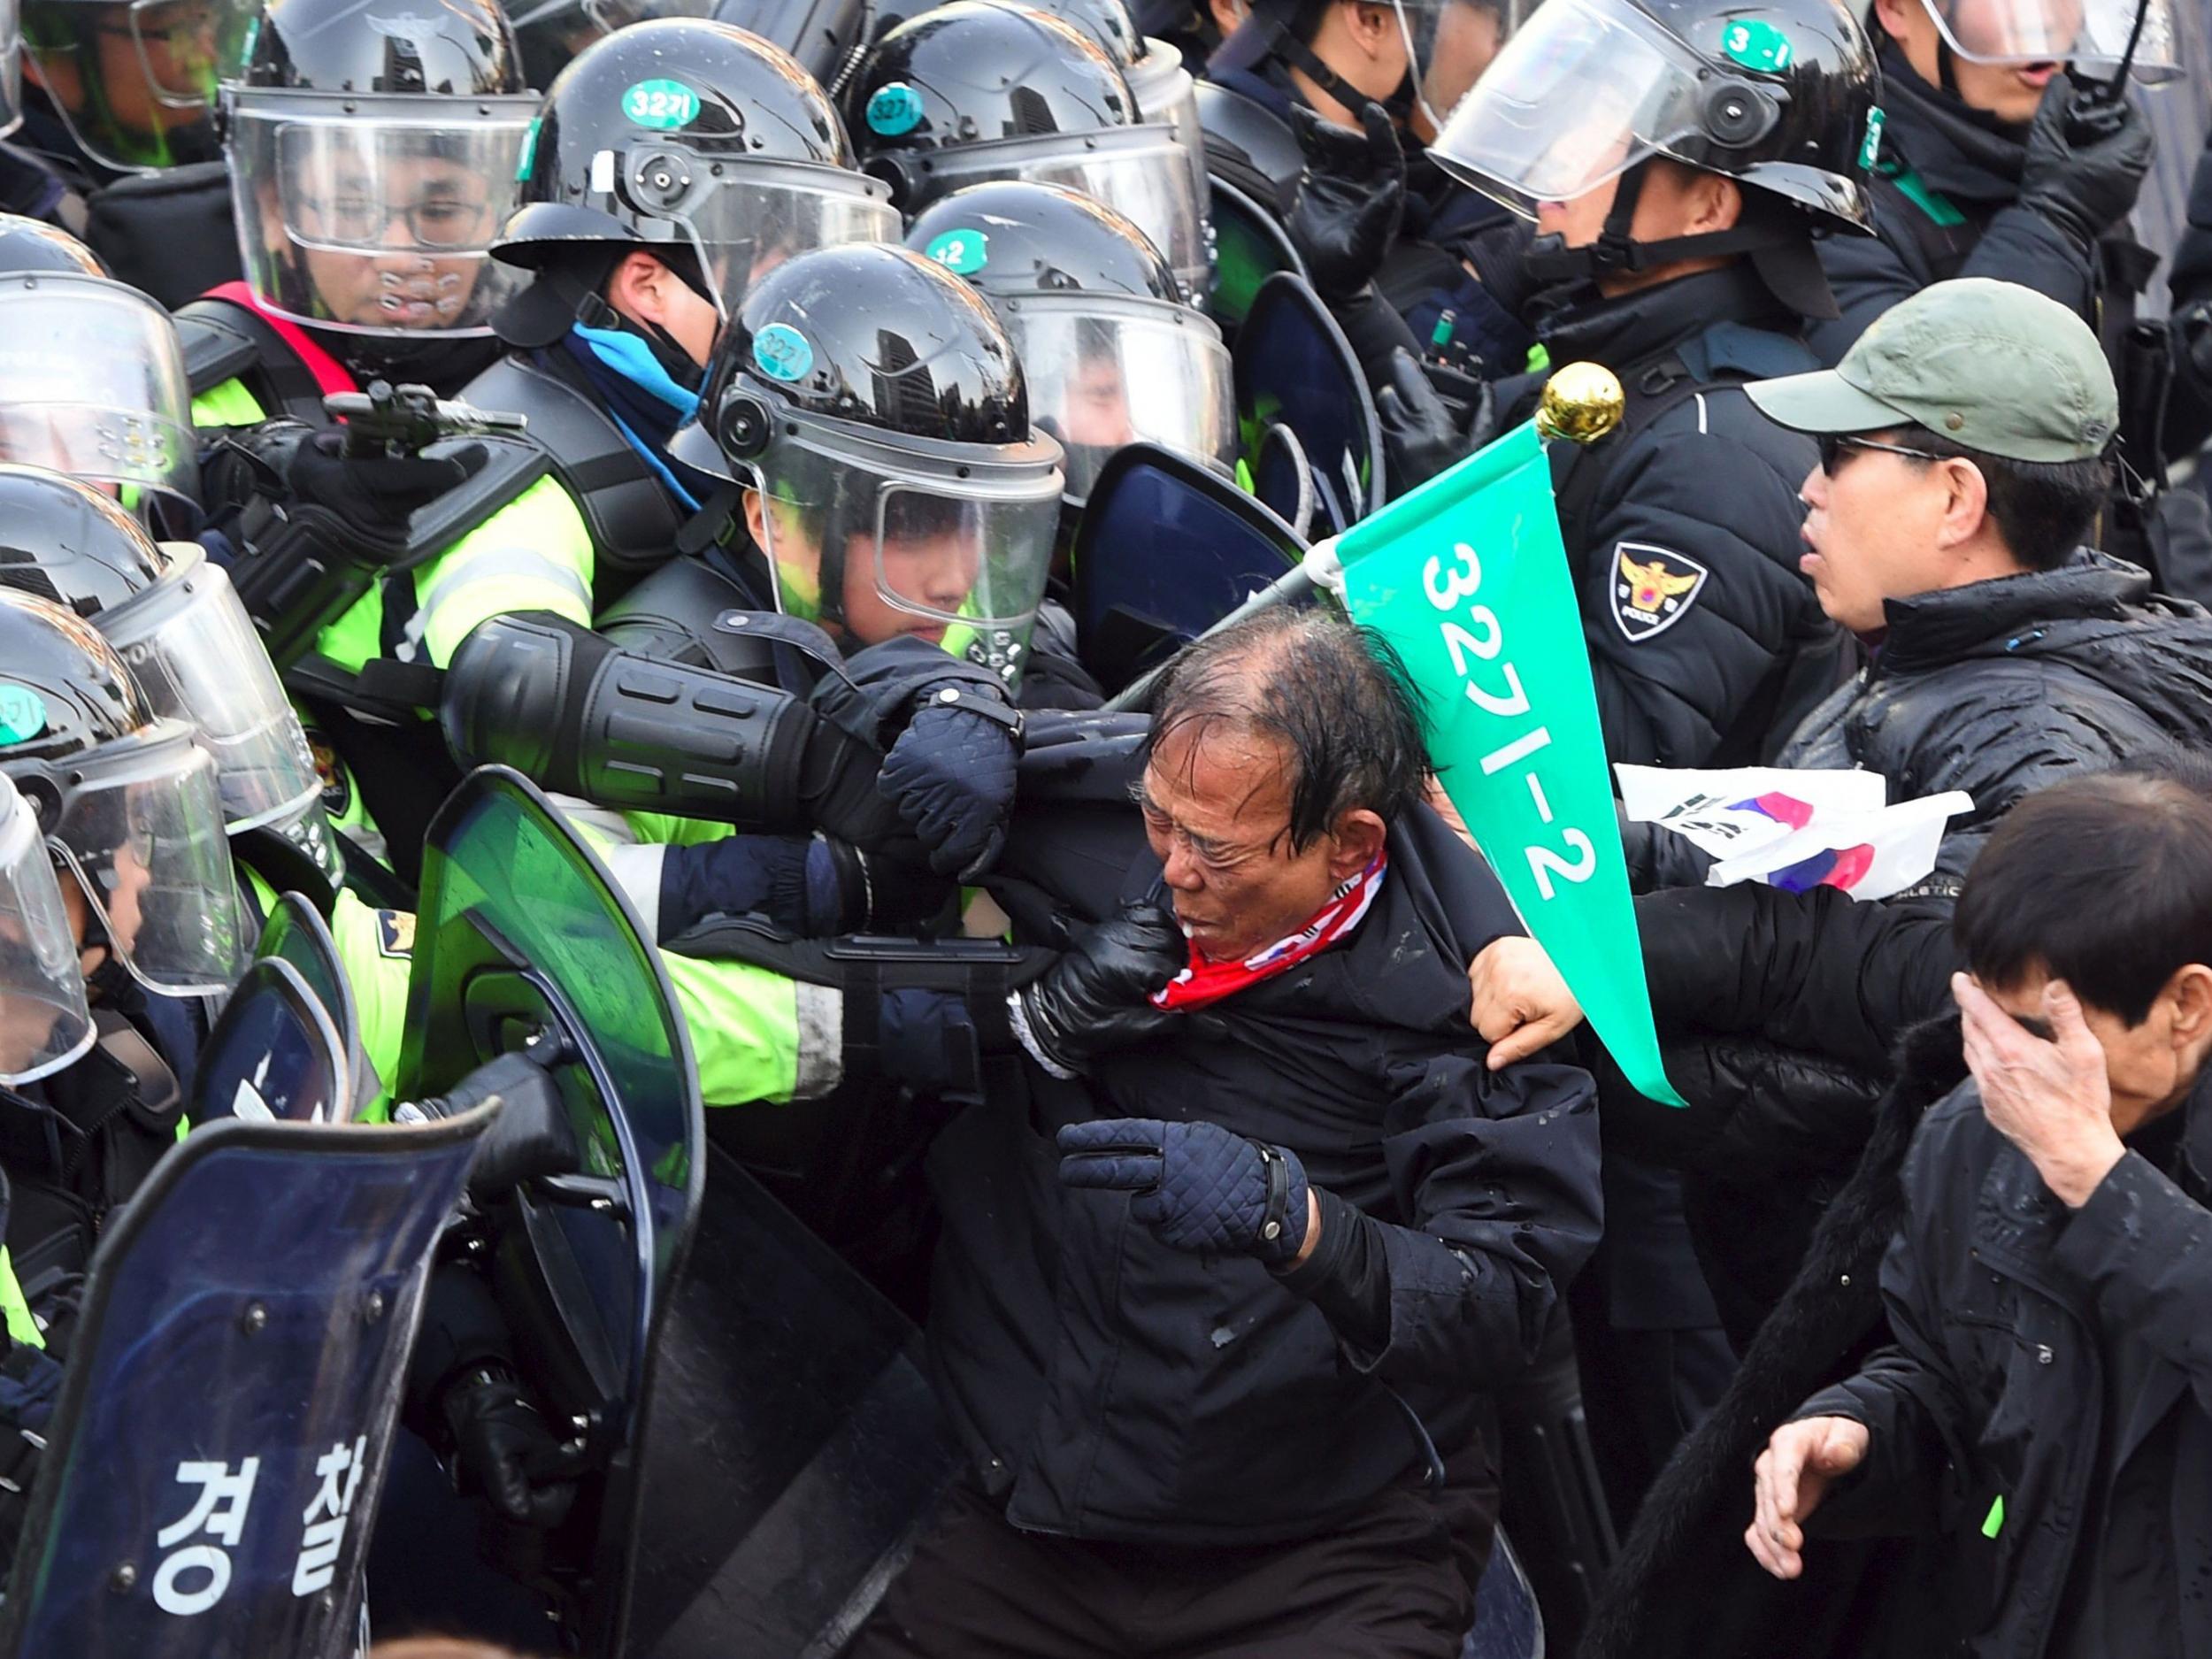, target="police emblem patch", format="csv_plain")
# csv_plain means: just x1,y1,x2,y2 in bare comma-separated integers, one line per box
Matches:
1611,542,1709,642
374,910,416,959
